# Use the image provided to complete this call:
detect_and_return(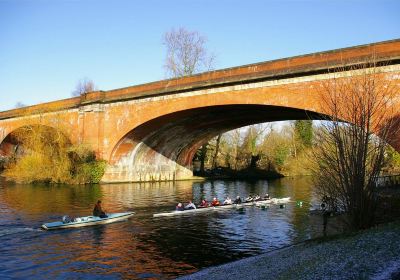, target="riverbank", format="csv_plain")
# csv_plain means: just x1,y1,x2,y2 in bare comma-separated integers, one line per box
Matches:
195,167,284,180
177,221,400,280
